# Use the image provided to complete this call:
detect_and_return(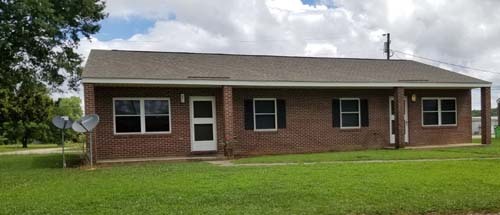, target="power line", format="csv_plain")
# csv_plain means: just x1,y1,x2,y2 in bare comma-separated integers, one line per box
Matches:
392,50,499,75
392,52,494,82
392,50,500,91
100,37,500,77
